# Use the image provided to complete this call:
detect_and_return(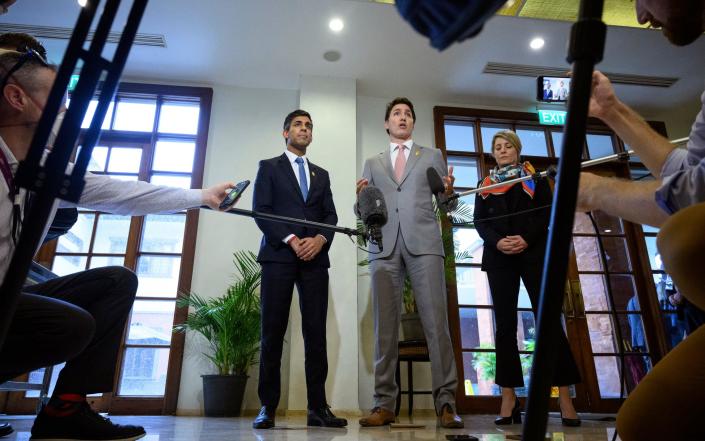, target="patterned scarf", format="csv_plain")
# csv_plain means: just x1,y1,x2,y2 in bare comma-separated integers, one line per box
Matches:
479,161,536,199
